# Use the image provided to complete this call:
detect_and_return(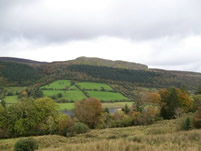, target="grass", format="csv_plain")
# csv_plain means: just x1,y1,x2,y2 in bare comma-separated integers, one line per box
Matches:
87,91,128,101
42,90,87,101
1,118,201,151
58,102,134,111
58,103,74,110
6,87,27,93
77,82,113,91
40,80,71,89
4,95,18,104
102,102,134,108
